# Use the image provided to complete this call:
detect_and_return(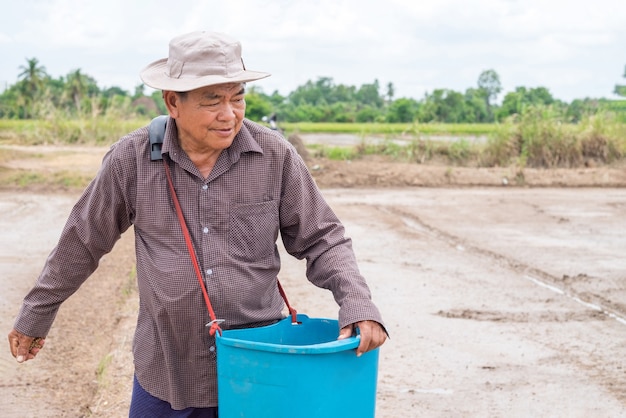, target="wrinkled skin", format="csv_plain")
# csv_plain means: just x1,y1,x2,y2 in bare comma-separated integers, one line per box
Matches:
8,329,45,363
339,320,387,356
